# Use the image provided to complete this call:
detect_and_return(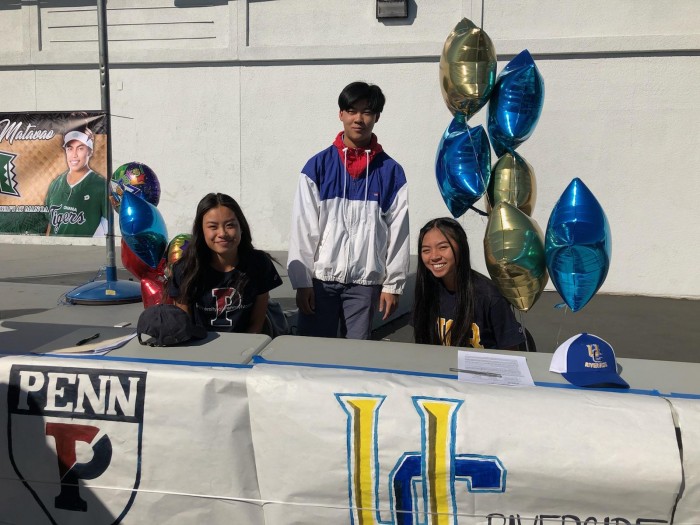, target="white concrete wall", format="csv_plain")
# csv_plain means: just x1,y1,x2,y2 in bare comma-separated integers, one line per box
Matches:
0,0,698,299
